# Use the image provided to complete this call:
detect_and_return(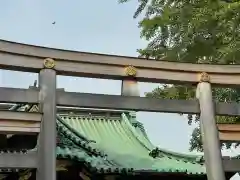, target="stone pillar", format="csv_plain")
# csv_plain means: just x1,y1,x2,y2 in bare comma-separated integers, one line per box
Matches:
196,72,225,180
36,58,57,180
